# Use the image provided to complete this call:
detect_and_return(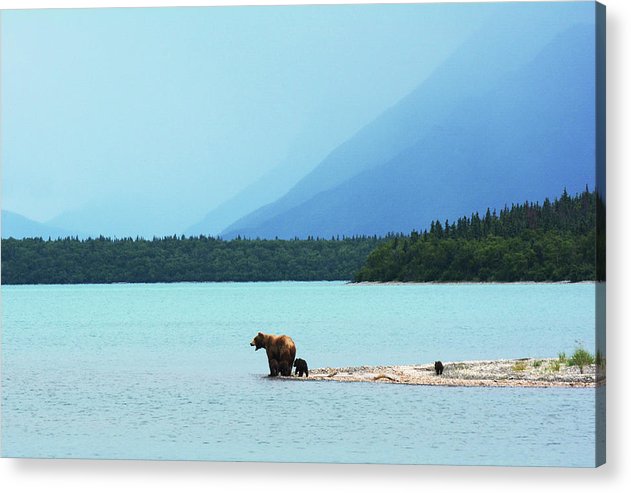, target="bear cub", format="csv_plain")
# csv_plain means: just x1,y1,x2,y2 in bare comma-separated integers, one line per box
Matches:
294,358,309,377
434,361,444,376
